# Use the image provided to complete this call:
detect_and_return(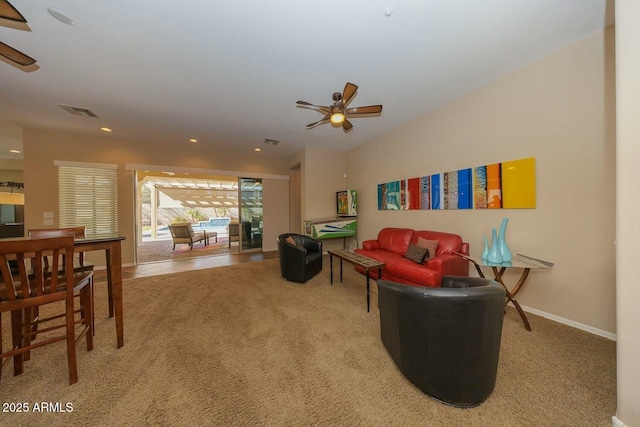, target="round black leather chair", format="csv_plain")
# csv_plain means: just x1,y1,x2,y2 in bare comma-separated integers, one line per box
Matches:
277,233,323,283
377,276,506,407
